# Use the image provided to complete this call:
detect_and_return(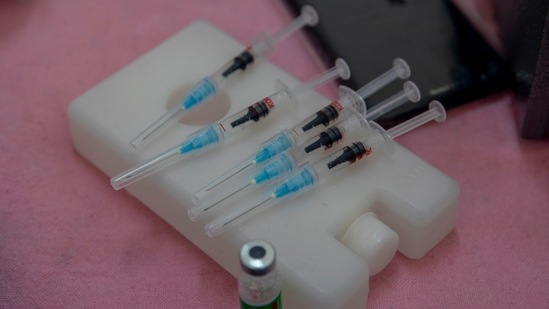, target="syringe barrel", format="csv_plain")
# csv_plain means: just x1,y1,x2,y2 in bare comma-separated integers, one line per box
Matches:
292,86,367,143
210,5,319,86
297,114,370,159
309,121,391,180
295,100,346,136
218,90,290,138
311,138,379,179
295,80,418,158
194,87,346,202
337,115,372,138
203,124,392,237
